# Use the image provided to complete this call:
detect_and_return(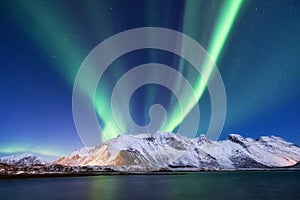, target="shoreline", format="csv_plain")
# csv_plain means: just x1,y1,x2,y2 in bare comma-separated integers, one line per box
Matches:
1,168,300,179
